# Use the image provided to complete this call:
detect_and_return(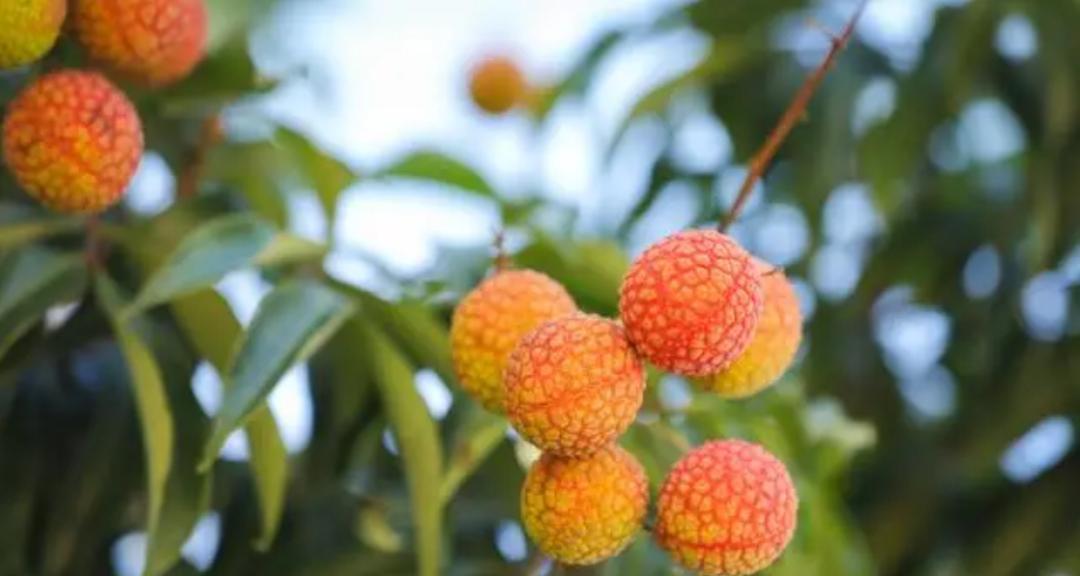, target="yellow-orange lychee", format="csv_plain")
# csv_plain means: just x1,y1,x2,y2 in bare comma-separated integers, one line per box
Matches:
72,0,208,86
468,55,527,115
619,229,763,378
504,313,645,458
521,445,648,565
655,440,798,576
2,70,143,214
0,0,66,69
451,270,577,413
698,262,803,398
